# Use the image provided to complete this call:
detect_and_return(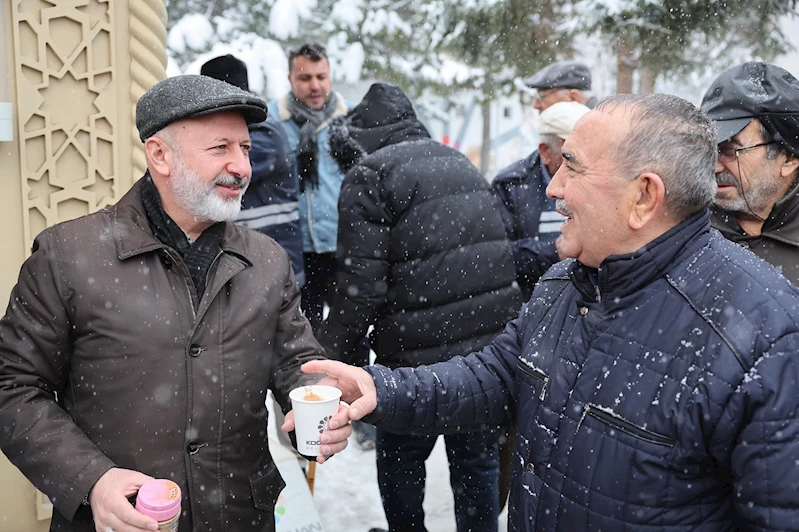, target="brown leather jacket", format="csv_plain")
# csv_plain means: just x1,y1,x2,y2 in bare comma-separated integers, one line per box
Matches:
0,178,324,531
711,179,799,286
